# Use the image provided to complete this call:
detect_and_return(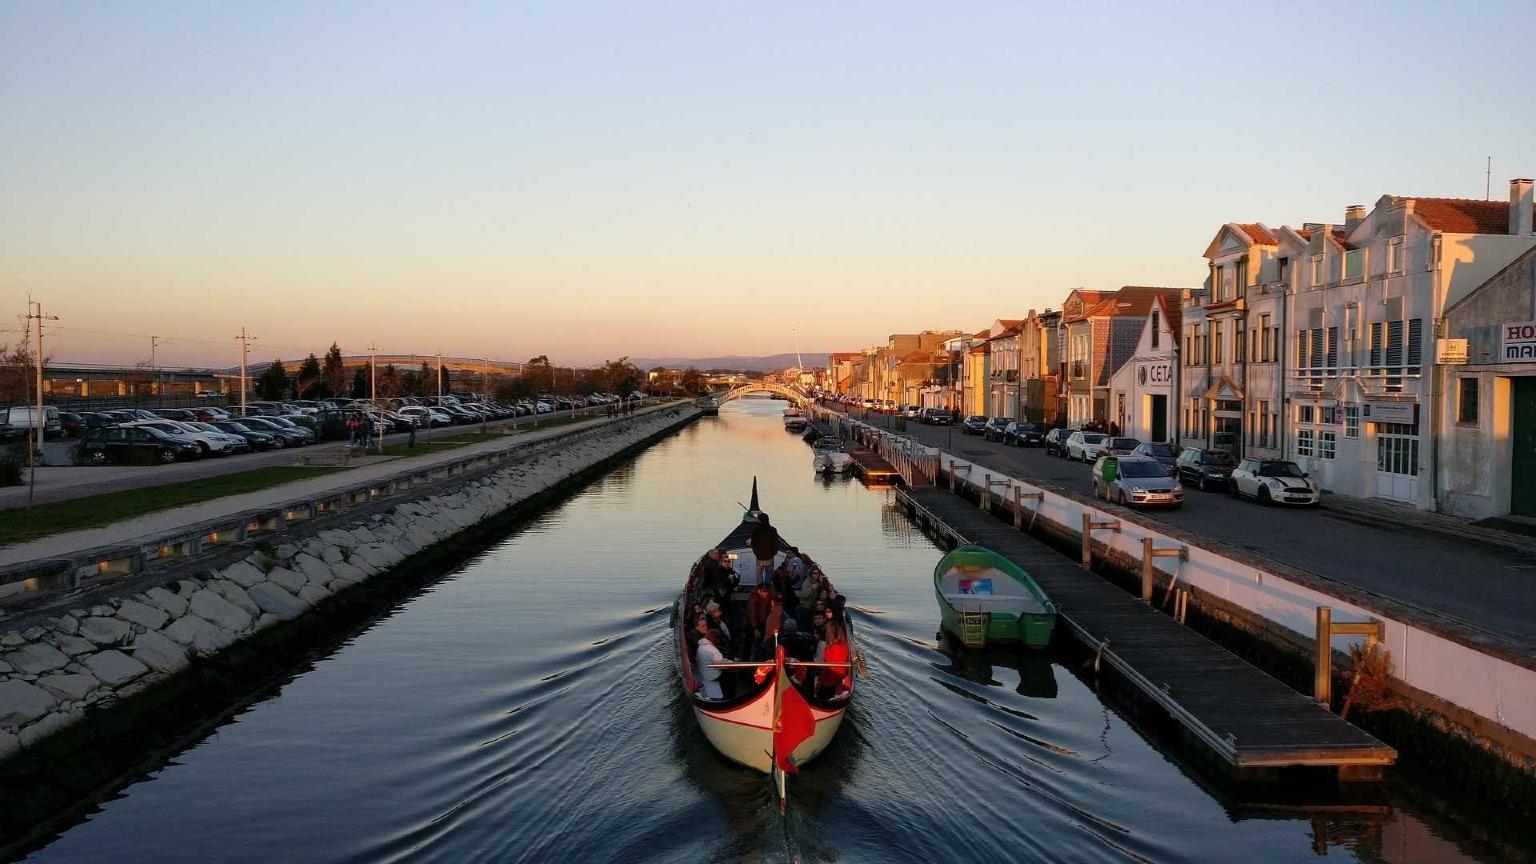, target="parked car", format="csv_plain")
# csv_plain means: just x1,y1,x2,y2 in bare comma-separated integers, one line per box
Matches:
1092,455,1183,509
1230,458,1321,506
78,411,118,432
982,417,1010,441
193,406,232,423
961,415,988,436
75,426,199,465
240,415,311,446
186,421,252,454
1004,421,1045,447
1174,447,1237,491
1043,427,1068,457
215,420,280,451
1103,436,1142,456
399,406,452,427
124,420,230,456
1065,431,1108,462
0,405,62,440
58,412,86,438
1131,441,1179,469
152,408,200,422
926,410,953,425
